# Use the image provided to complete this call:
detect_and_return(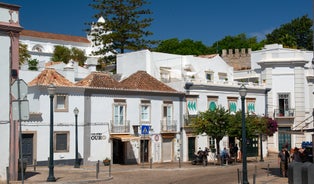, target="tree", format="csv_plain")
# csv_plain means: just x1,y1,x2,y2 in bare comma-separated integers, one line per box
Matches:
28,59,39,71
191,106,230,156
208,33,264,54
88,0,156,58
51,45,71,64
154,38,210,55
71,47,87,67
19,43,31,65
51,46,87,66
265,15,313,50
